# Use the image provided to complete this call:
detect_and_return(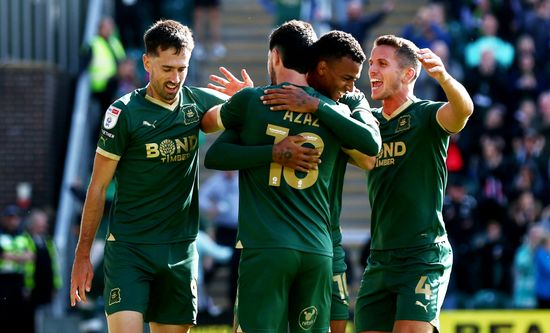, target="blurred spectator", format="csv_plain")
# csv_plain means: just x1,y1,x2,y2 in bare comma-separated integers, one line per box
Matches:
443,176,480,304
537,91,550,172
464,13,515,70
415,39,464,101
474,220,514,302
111,58,141,99
507,191,543,250
24,209,62,332
401,4,451,49
509,50,547,106
196,230,232,318
518,0,550,74
464,48,509,109
258,0,304,26
534,231,550,308
193,0,226,61
513,224,545,308
82,17,126,114
327,0,394,49
473,136,513,206
114,0,143,51
0,205,34,332
199,170,239,308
